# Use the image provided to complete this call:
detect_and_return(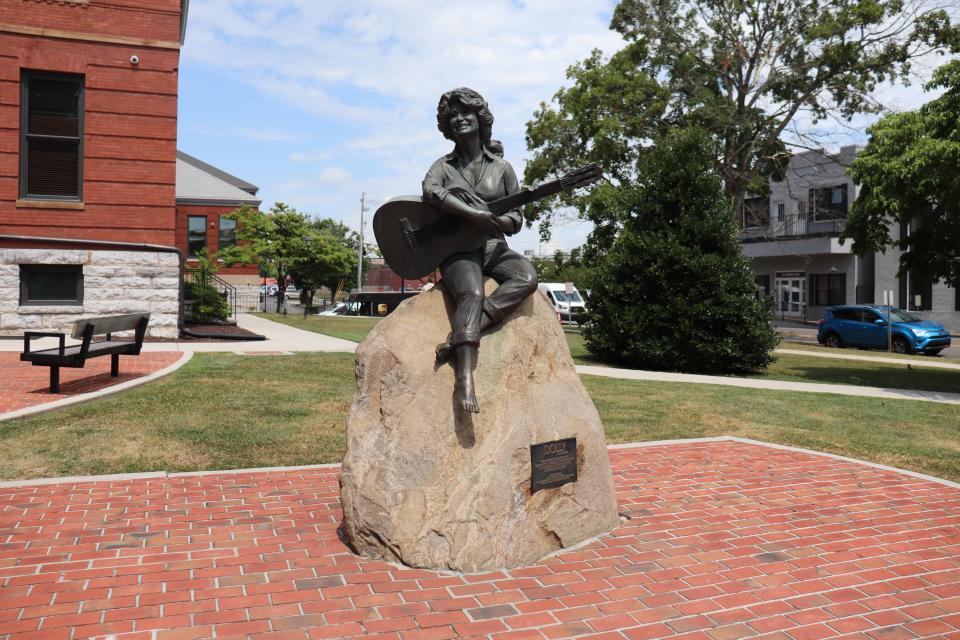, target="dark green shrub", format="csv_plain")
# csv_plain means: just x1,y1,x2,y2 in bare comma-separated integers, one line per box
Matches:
184,280,230,323
583,128,778,374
